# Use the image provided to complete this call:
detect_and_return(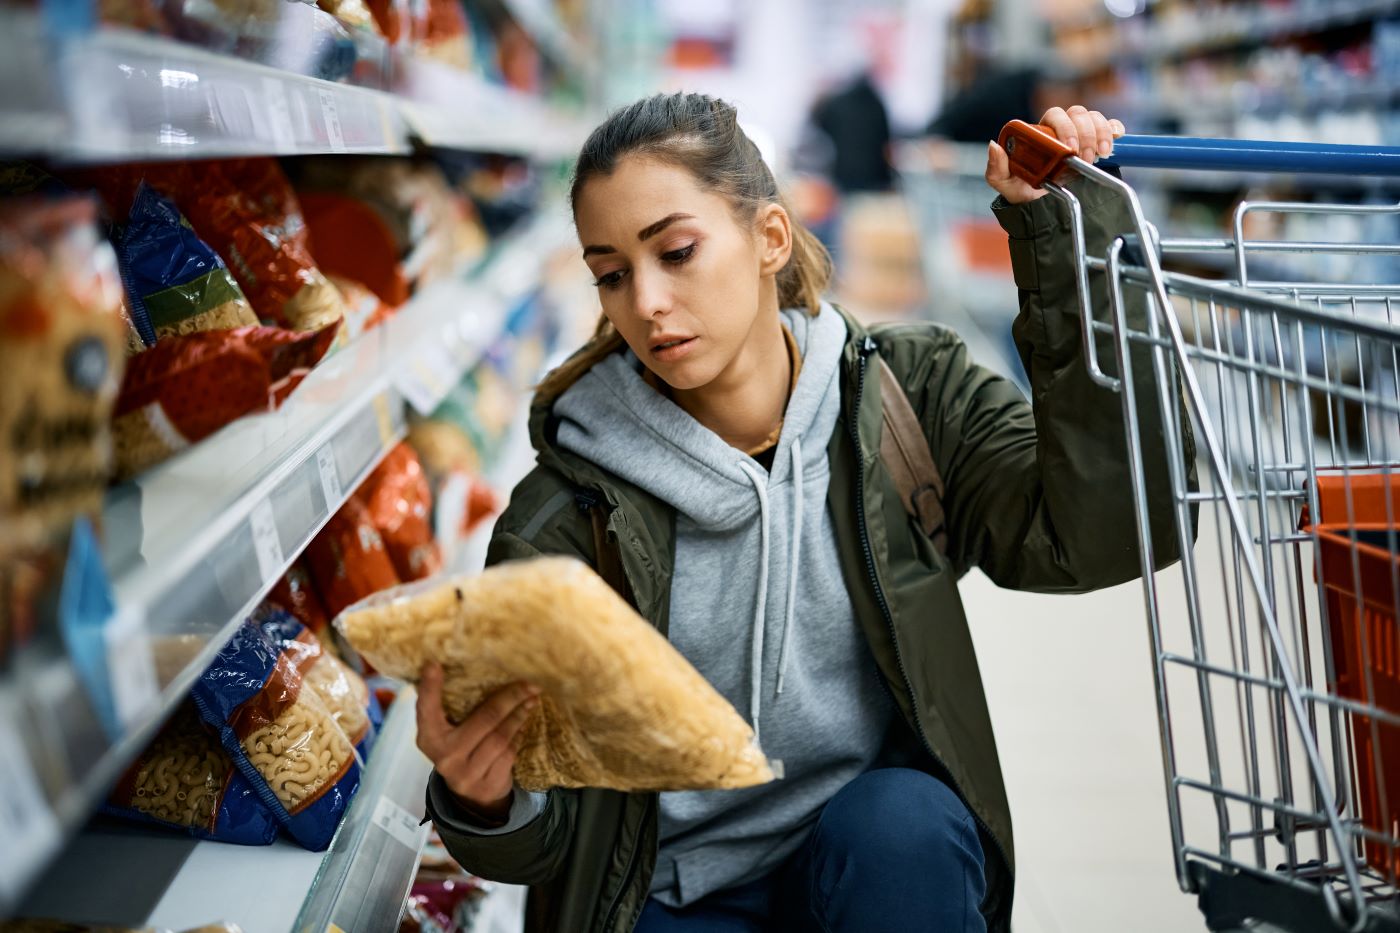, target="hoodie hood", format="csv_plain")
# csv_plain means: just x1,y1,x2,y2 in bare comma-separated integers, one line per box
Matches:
552,303,848,532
